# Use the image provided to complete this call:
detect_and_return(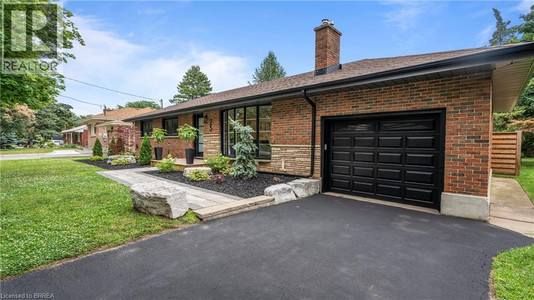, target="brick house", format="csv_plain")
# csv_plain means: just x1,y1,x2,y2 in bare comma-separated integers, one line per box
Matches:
76,107,155,150
125,20,534,220
61,125,88,147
